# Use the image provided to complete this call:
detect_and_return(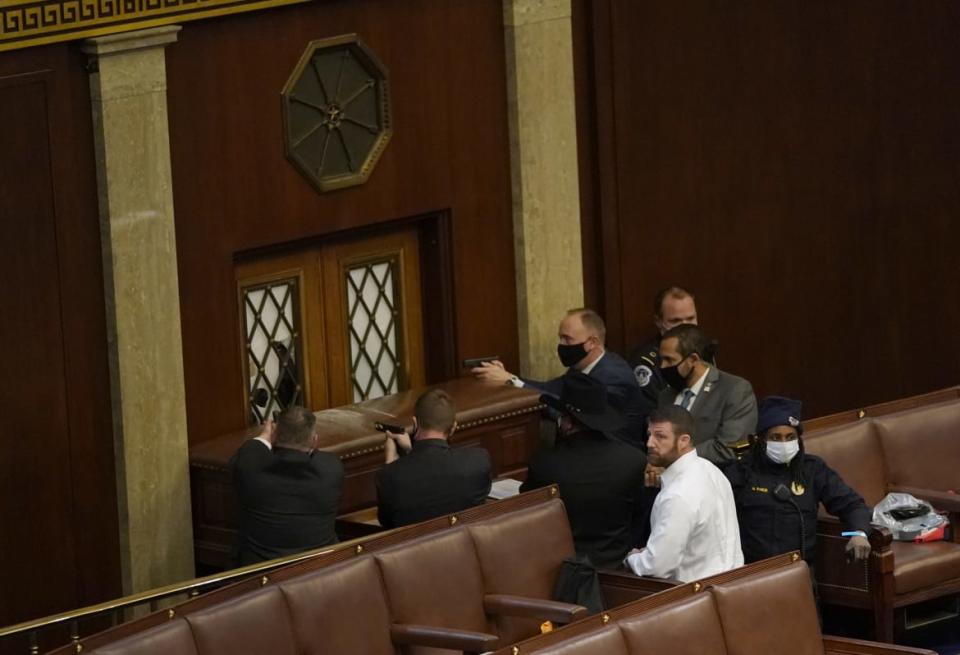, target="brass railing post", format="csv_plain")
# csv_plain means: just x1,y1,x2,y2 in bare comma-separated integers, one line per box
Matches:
68,619,79,647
